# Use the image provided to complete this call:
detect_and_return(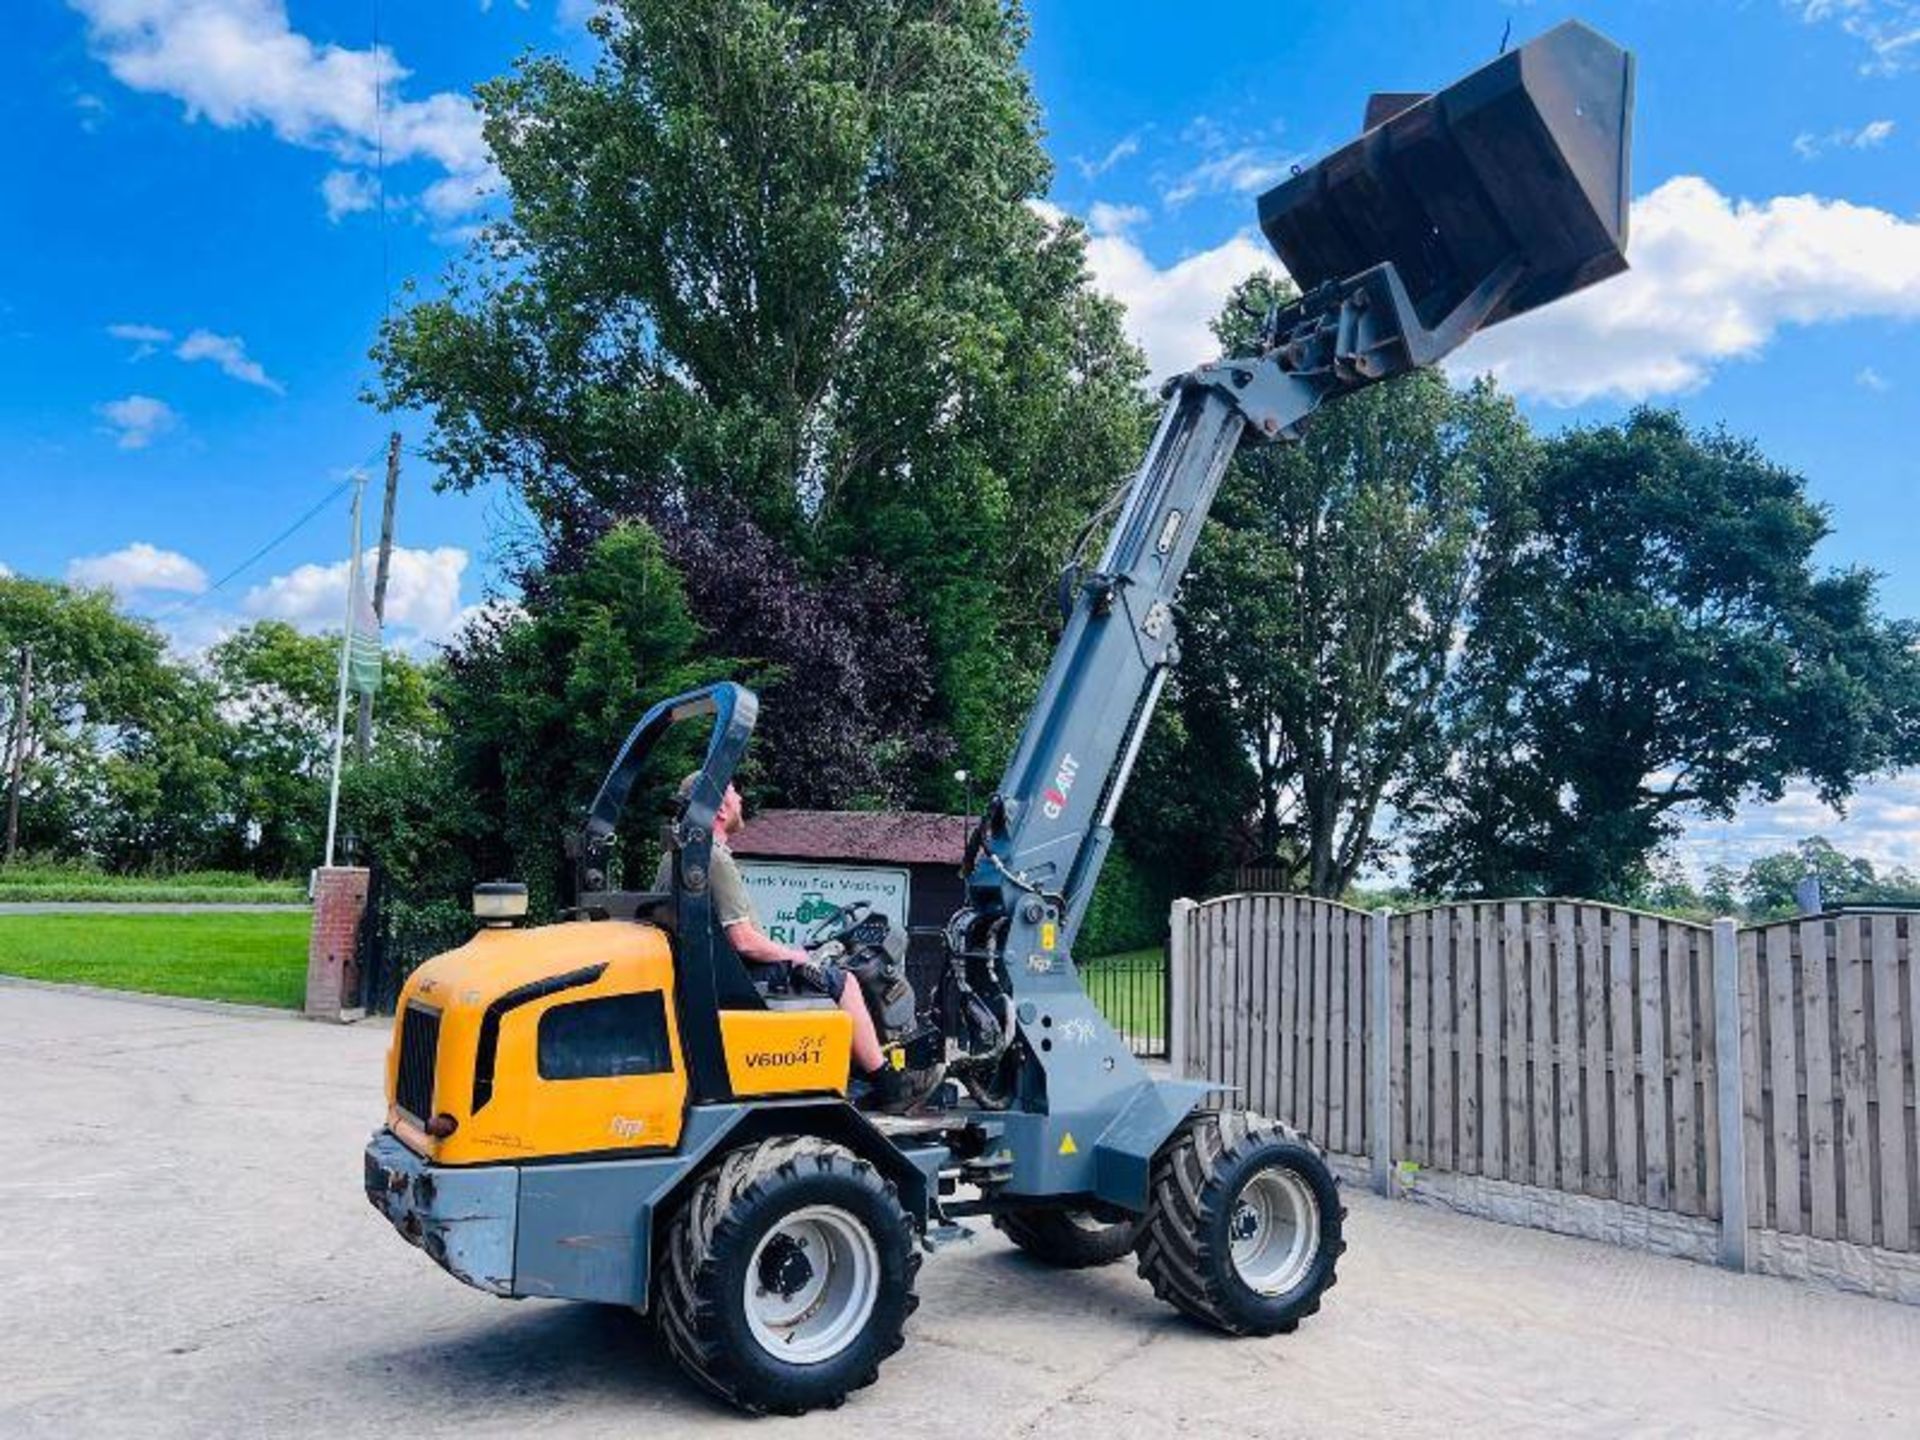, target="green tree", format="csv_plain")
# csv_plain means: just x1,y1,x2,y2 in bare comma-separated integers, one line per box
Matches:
1737,836,1920,920
1115,691,1261,904
0,575,228,868
1173,273,1537,896
376,0,1148,804
1700,861,1742,918
210,620,441,874
1414,410,1920,900
1639,854,1706,919
431,522,732,912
